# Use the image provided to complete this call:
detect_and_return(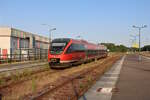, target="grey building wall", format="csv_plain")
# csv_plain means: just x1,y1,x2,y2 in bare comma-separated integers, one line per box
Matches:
0,27,49,56
10,37,29,49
